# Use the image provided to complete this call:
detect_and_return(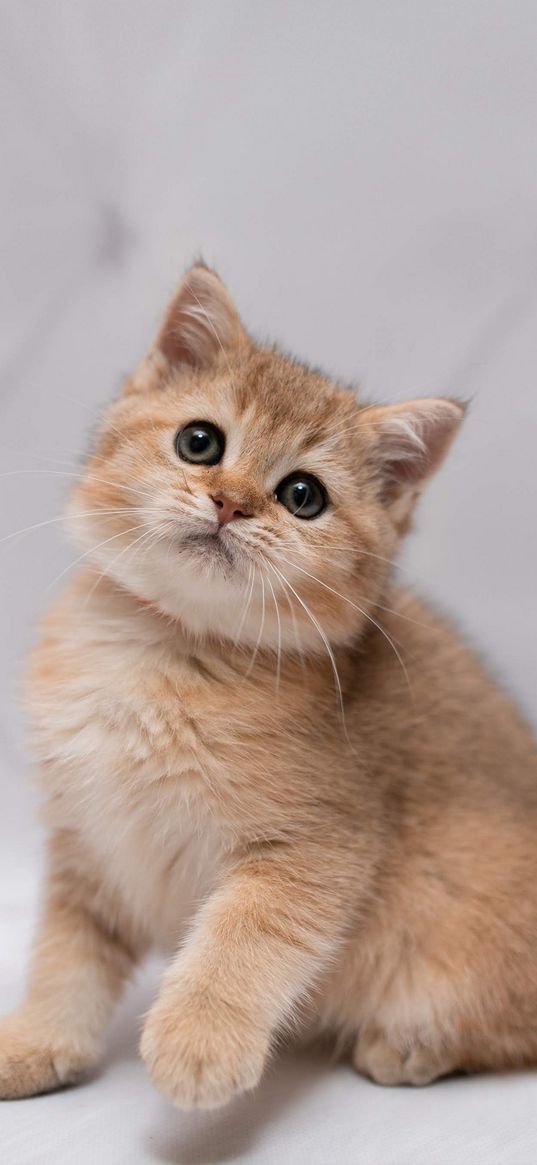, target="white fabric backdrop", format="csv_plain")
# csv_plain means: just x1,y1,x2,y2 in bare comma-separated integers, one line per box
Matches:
1,2,536,1161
